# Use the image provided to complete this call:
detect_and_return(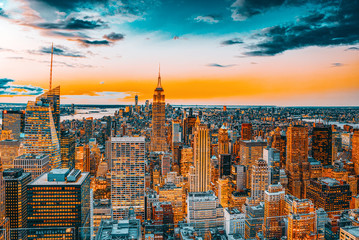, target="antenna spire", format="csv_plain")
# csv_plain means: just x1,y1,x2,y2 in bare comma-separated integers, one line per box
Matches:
49,43,53,90
156,63,162,89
